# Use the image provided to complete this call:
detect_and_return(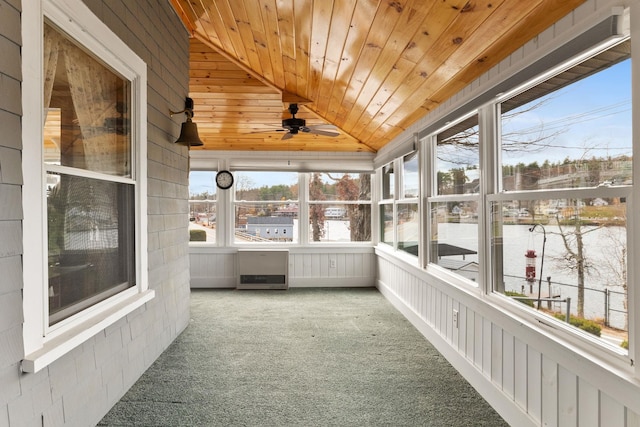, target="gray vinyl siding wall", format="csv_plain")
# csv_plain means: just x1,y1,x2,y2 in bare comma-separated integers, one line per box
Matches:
1,0,26,426
1,1,192,425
